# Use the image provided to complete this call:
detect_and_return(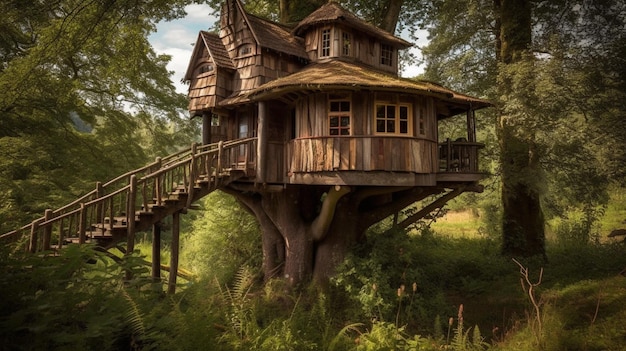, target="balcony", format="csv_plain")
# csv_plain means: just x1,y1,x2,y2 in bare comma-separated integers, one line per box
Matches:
437,138,485,182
